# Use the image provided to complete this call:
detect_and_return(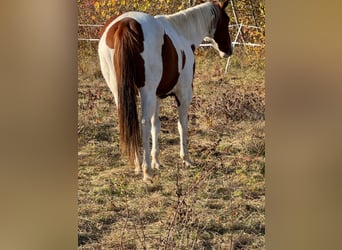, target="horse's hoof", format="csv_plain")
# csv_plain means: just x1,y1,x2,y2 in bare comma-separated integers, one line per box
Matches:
134,168,141,176
152,161,162,170
183,159,195,167
143,168,153,184
143,175,153,184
